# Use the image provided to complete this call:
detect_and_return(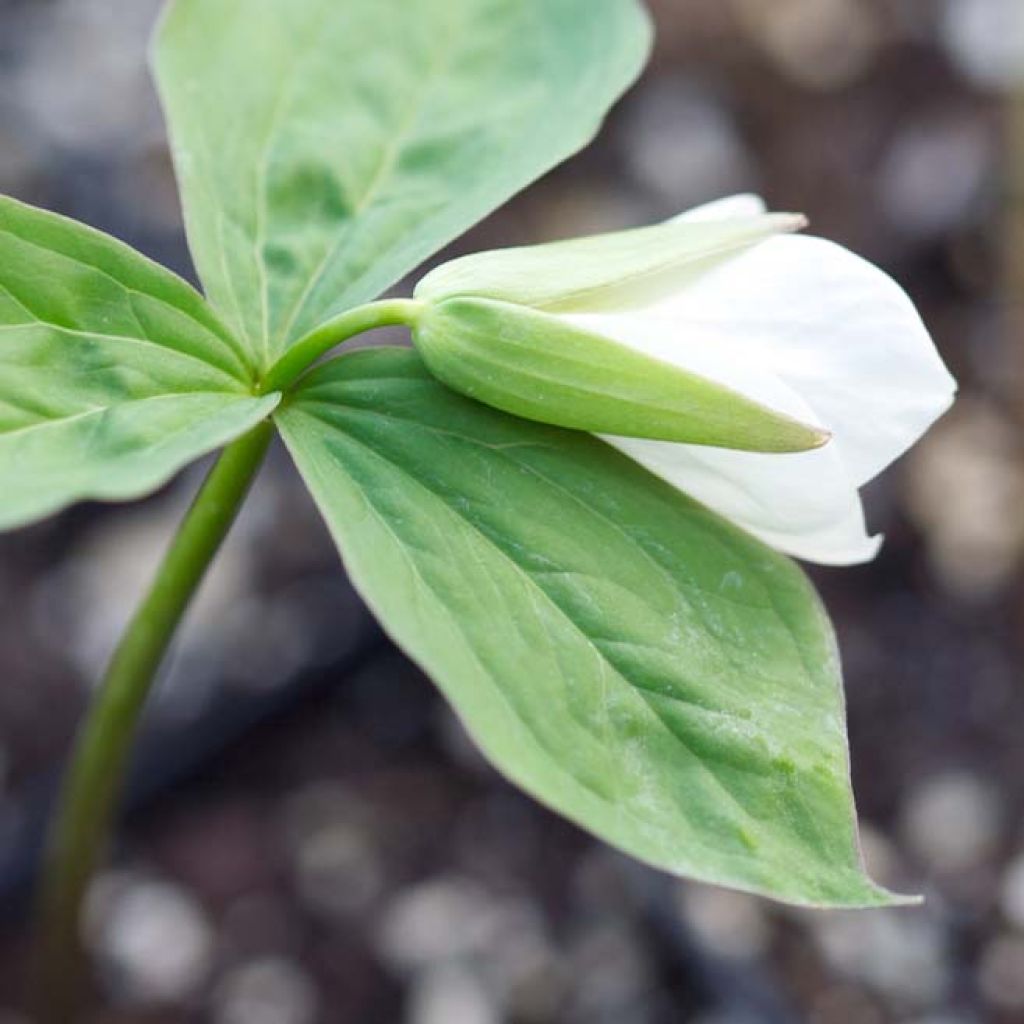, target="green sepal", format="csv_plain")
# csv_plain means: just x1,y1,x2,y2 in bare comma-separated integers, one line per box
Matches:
415,211,804,314
411,297,827,452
